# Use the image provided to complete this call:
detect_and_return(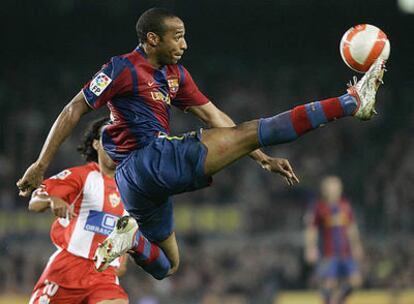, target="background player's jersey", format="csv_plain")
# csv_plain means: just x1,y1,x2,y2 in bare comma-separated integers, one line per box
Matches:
82,46,210,162
308,199,354,258
33,162,126,266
